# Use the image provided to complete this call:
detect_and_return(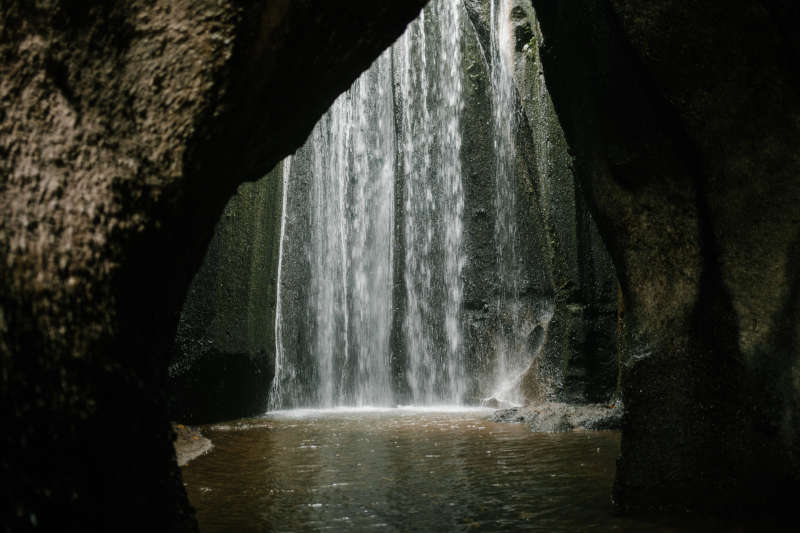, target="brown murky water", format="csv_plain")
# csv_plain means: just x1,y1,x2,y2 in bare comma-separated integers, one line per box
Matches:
181,408,777,532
